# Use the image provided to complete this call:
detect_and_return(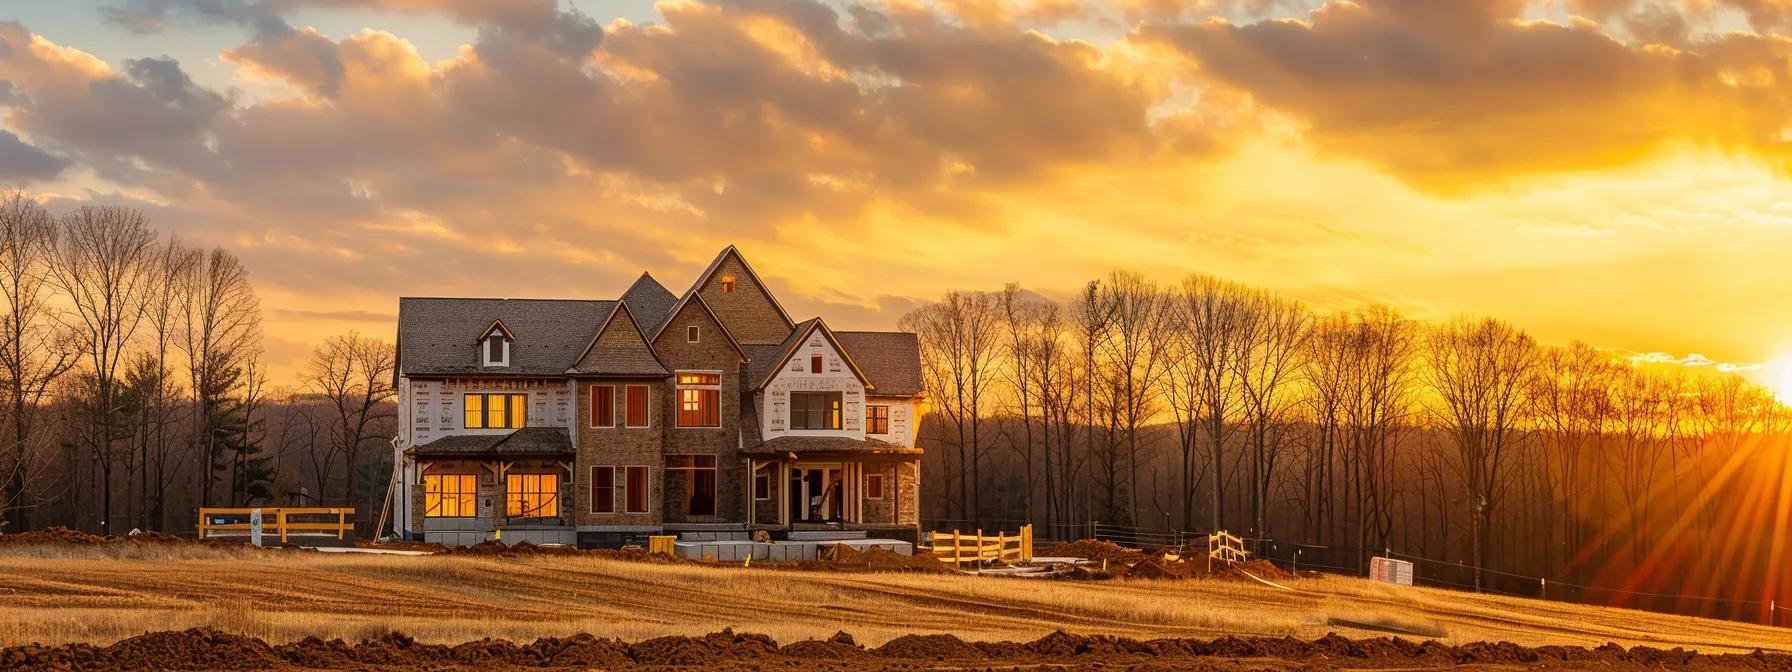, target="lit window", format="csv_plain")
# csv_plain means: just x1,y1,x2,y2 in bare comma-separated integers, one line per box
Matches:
720,275,736,294
676,372,721,427
790,392,842,430
591,467,615,513
424,474,477,517
625,385,650,427
667,455,717,516
464,393,528,429
866,405,889,434
866,473,885,500
591,385,615,427
505,473,559,518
